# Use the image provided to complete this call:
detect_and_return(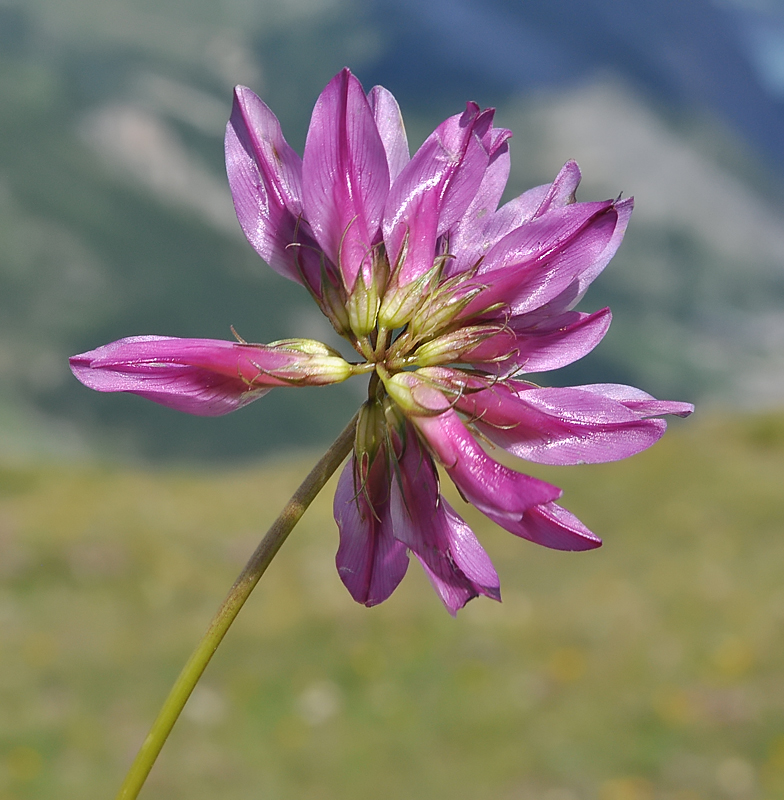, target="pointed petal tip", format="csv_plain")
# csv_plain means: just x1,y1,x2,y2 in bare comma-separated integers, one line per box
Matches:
231,85,260,113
